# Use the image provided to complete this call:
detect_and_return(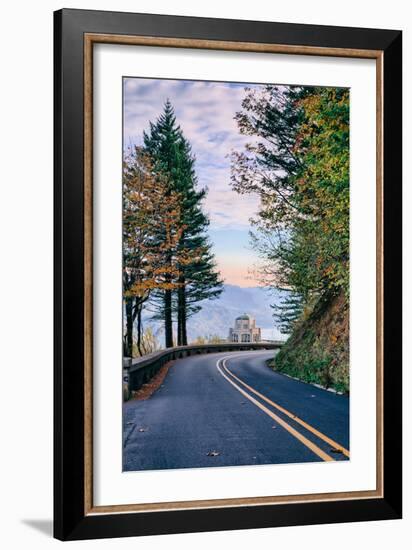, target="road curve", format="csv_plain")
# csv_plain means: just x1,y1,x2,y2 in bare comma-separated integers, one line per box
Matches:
123,350,349,472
